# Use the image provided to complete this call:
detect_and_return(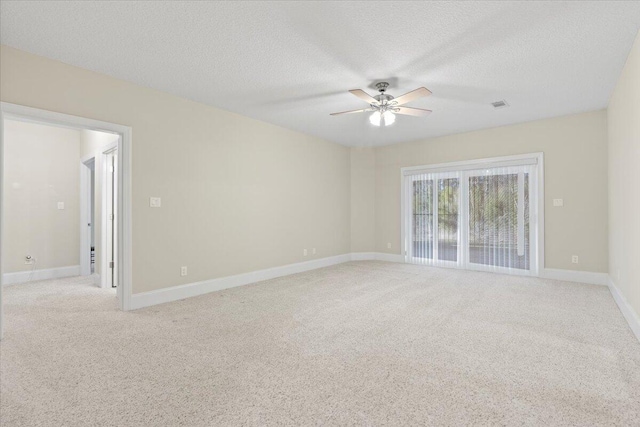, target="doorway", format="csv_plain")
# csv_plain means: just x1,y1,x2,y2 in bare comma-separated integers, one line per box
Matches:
0,102,133,338
80,135,120,290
